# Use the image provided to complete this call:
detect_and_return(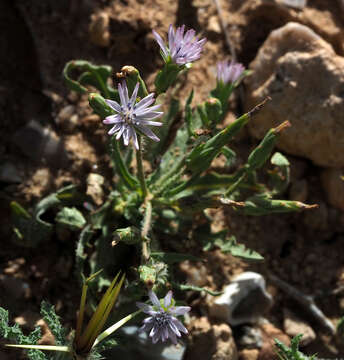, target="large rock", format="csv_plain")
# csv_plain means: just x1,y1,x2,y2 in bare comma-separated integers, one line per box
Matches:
245,22,344,167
